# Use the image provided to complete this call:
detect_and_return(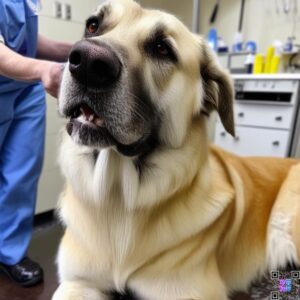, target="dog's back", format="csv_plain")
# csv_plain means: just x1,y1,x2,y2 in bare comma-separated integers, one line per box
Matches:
210,146,300,291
